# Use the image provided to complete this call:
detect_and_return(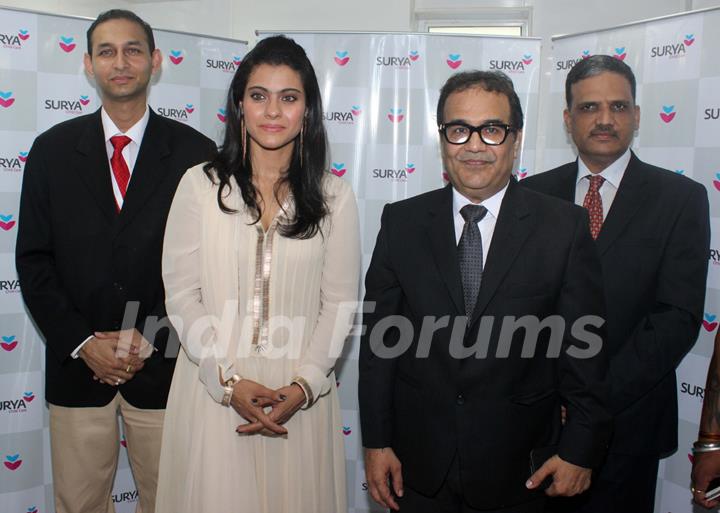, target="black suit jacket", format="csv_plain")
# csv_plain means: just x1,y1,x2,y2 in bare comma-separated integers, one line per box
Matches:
16,109,216,409
359,180,612,510
521,152,710,456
